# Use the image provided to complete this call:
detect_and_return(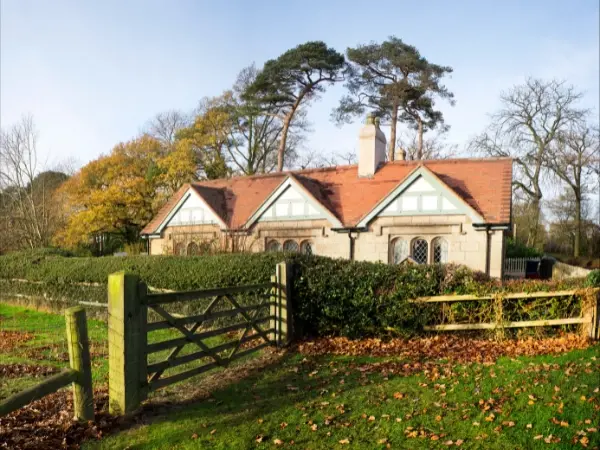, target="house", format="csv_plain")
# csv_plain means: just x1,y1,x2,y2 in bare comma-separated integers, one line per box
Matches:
141,117,512,278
